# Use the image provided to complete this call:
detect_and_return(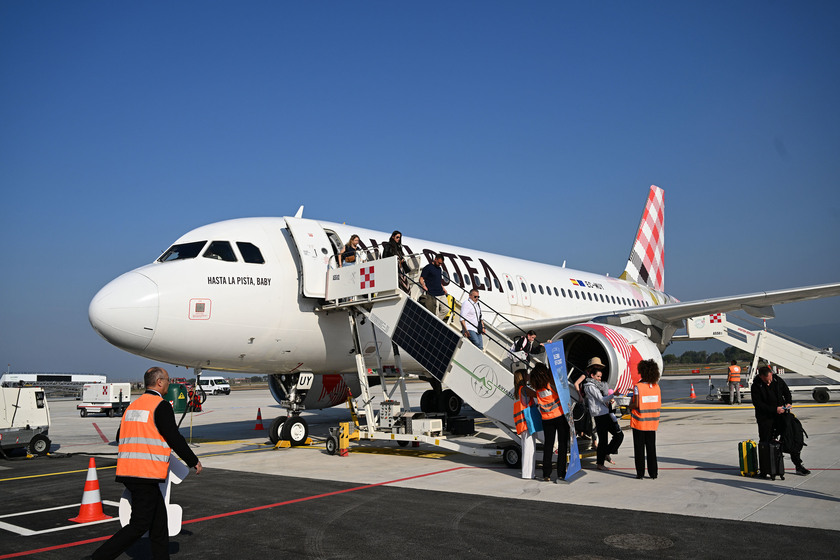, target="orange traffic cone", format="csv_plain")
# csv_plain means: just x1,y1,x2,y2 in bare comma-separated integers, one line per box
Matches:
69,457,113,523
254,408,264,430
689,384,697,399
